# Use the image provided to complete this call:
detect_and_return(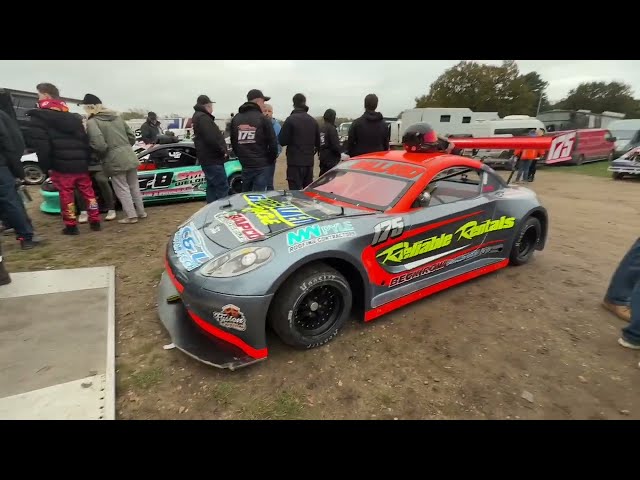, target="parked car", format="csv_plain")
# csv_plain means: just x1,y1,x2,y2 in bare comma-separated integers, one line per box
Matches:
39,142,243,214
